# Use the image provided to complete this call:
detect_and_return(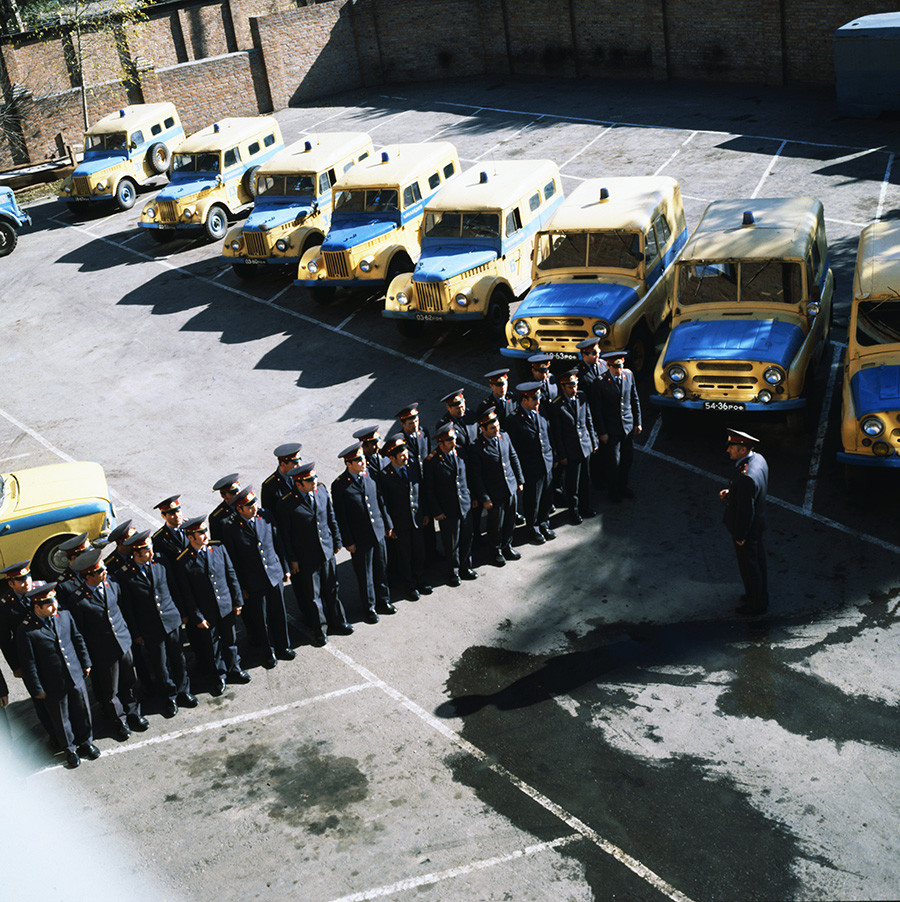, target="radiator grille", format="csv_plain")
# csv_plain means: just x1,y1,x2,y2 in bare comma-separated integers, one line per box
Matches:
244,231,268,257
415,281,445,312
324,250,350,279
